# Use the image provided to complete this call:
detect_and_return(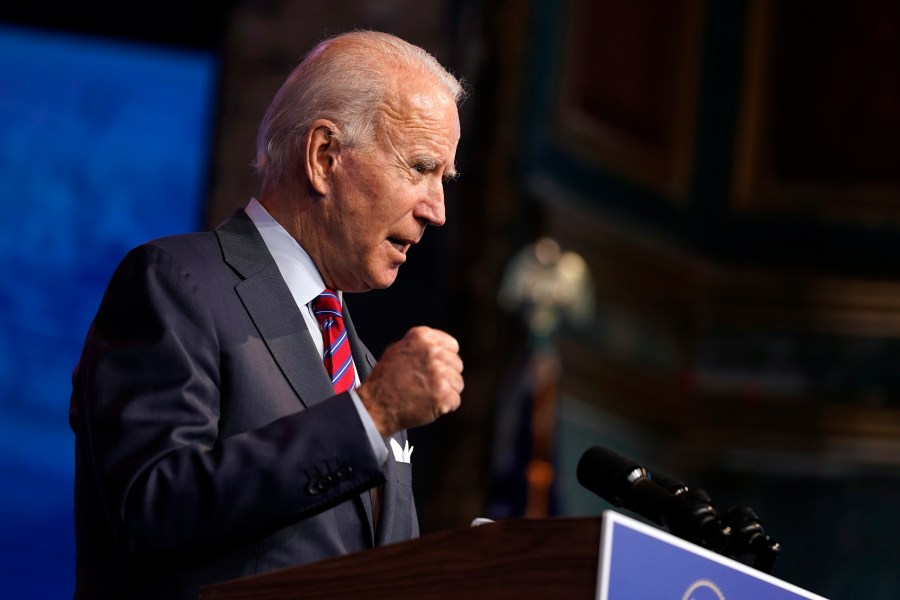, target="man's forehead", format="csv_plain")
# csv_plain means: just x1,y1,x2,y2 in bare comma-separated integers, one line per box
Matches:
407,88,456,113
381,86,459,141
384,66,455,112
